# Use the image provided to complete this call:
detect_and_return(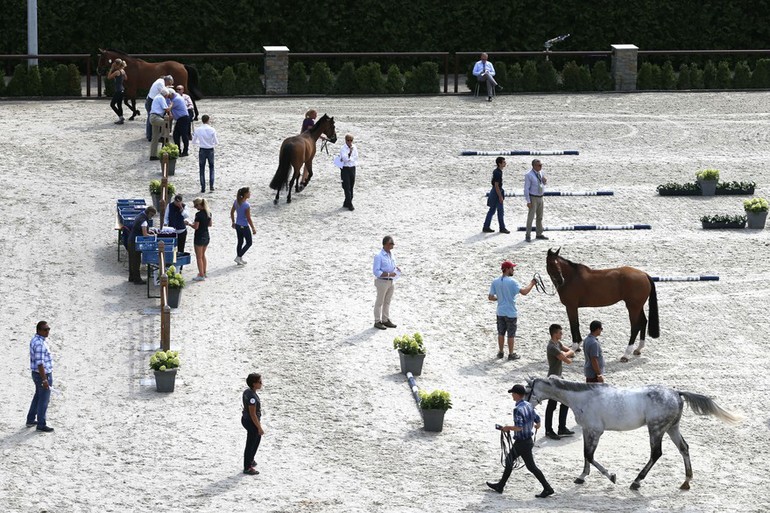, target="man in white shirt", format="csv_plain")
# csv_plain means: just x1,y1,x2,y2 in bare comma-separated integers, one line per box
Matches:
523,159,548,242
473,53,501,101
192,115,220,193
339,133,358,211
145,75,173,141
